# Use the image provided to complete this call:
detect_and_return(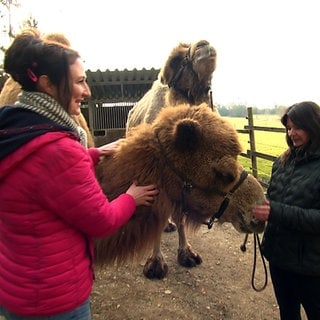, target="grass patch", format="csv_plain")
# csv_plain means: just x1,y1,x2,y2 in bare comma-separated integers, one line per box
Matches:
223,115,287,184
